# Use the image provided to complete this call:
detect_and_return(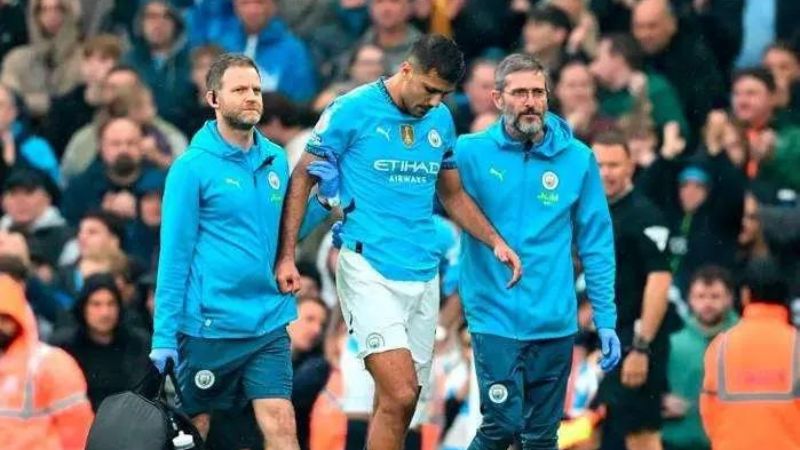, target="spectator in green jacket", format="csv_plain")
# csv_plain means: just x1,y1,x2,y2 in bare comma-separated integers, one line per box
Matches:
662,265,738,450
